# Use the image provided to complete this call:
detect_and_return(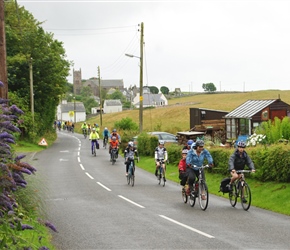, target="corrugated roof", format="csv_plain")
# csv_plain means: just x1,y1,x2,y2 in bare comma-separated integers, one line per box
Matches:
104,99,122,106
224,99,277,118
61,102,86,112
